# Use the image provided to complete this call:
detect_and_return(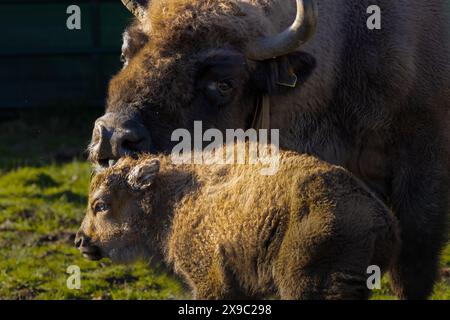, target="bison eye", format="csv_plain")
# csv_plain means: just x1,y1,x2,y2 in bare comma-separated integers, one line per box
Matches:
207,80,234,97
93,201,109,215
216,81,233,95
